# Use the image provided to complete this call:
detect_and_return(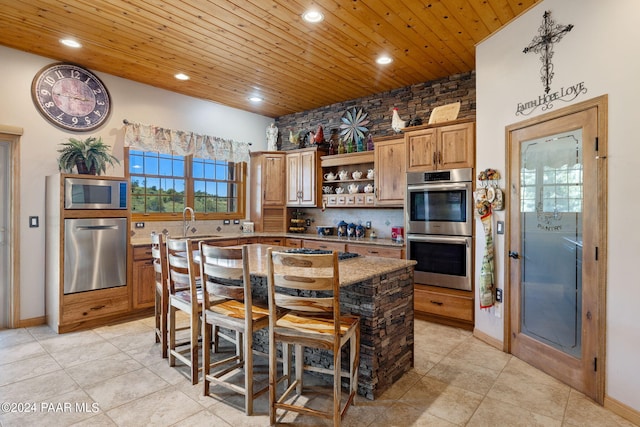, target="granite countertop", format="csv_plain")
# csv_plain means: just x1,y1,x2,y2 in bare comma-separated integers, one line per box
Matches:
131,231,404,248
238,244,416,287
